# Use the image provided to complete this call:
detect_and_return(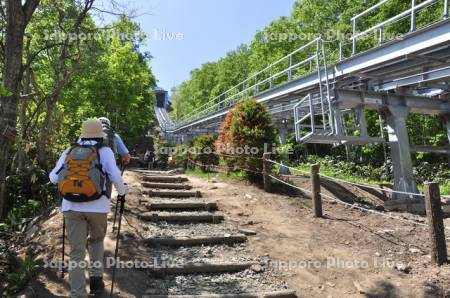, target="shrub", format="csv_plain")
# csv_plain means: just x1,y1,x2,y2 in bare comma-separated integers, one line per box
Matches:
5,254,37,296
170,144,189,169
192,134,219,172
4,164,56,221
153,137,170,169
218,99,278,182
215,111,235,169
